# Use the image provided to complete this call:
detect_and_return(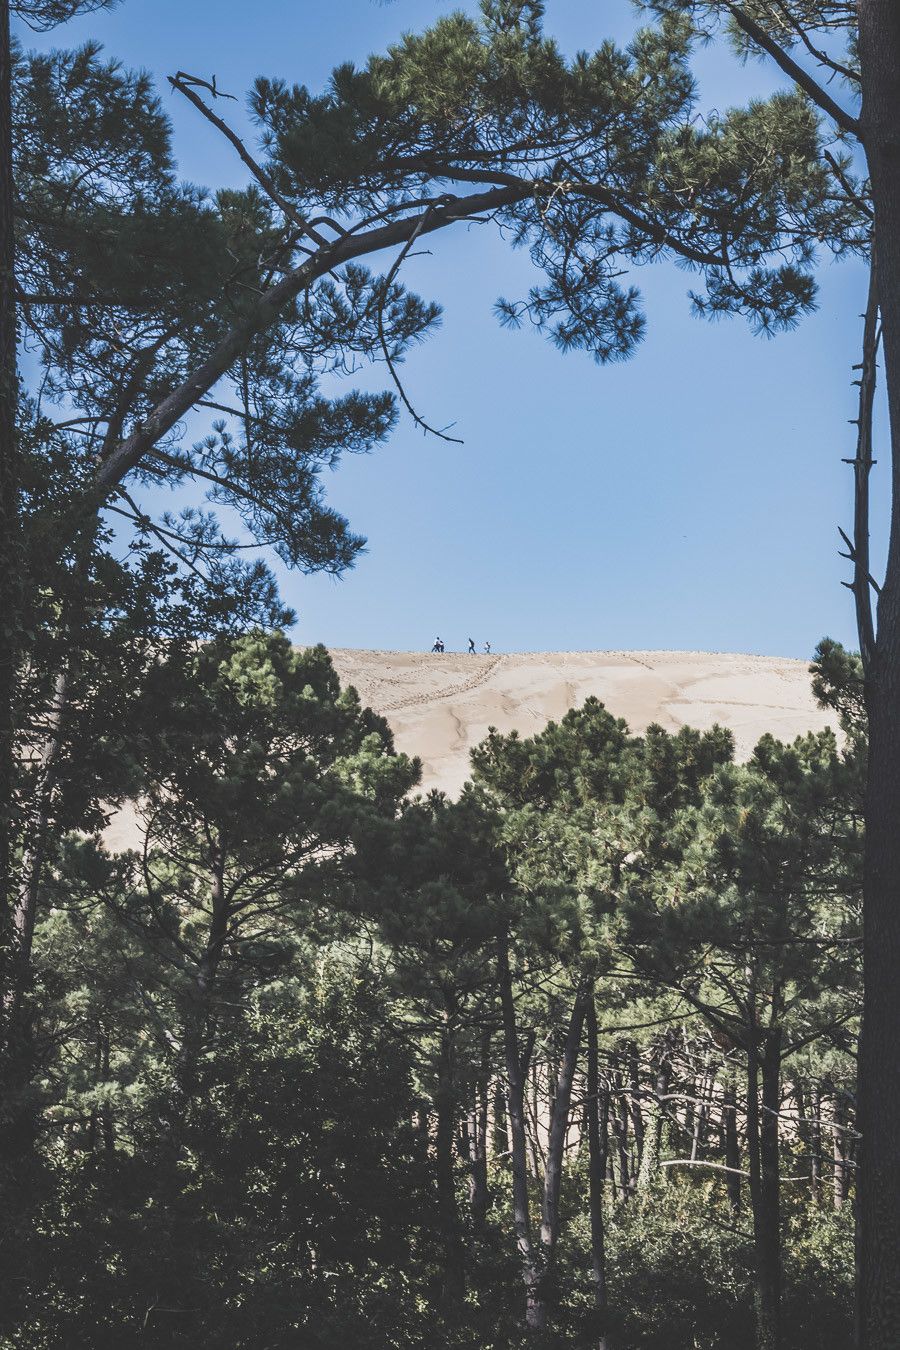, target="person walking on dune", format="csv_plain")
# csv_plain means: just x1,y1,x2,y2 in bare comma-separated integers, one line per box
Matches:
467,638,476,654
484,640,491,654
432,637,444,653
